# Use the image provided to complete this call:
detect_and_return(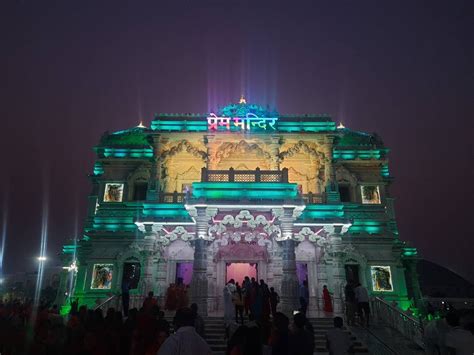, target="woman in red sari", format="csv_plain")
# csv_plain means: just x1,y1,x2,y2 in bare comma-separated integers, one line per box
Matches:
323,285,333,313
